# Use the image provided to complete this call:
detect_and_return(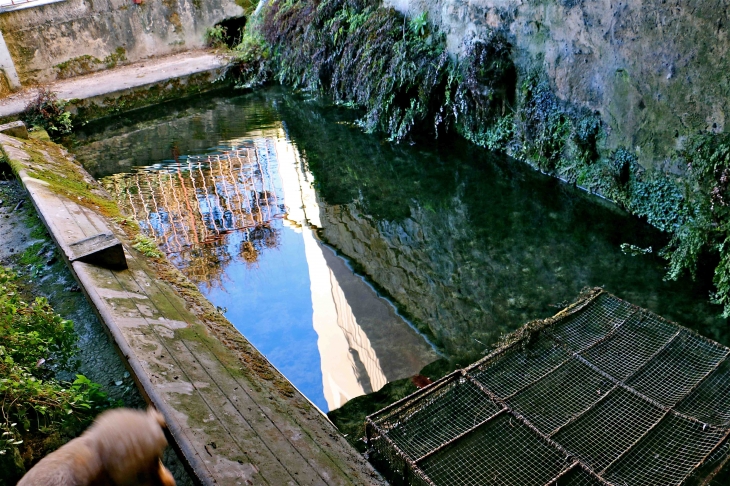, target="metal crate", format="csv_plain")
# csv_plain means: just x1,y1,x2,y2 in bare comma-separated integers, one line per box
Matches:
367,289,730,486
